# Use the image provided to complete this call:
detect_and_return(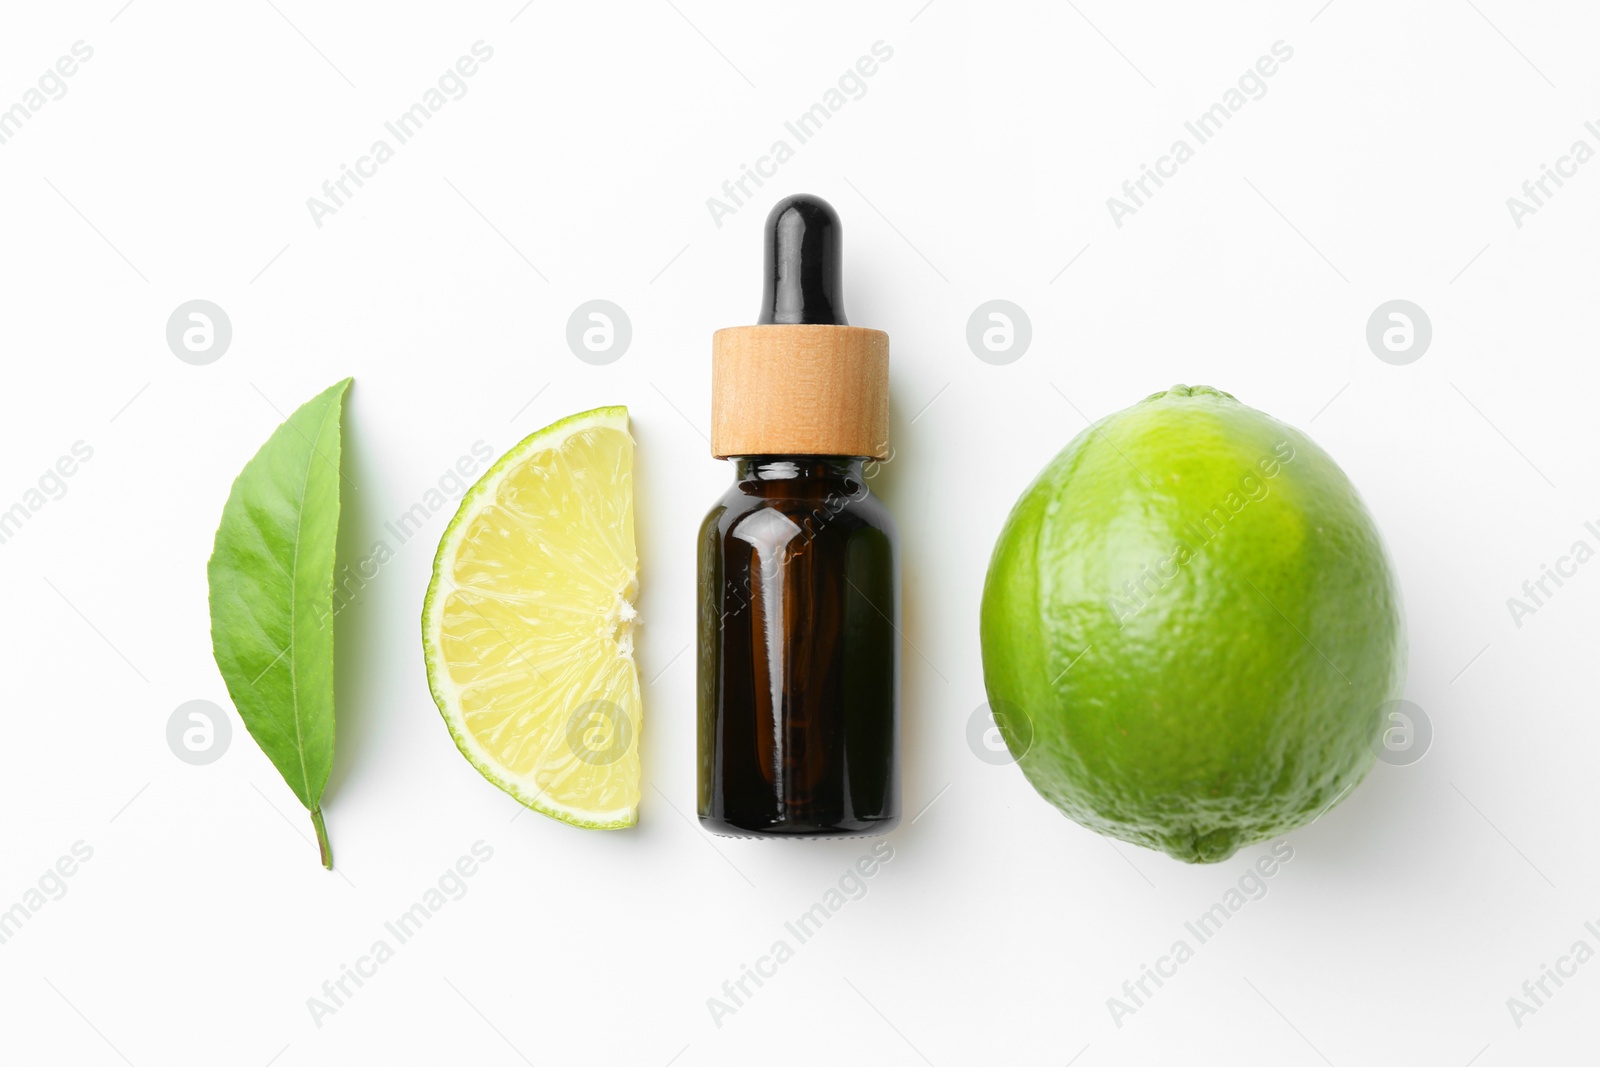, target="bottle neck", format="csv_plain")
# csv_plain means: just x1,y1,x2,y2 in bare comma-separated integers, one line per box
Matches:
732,456,867,483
